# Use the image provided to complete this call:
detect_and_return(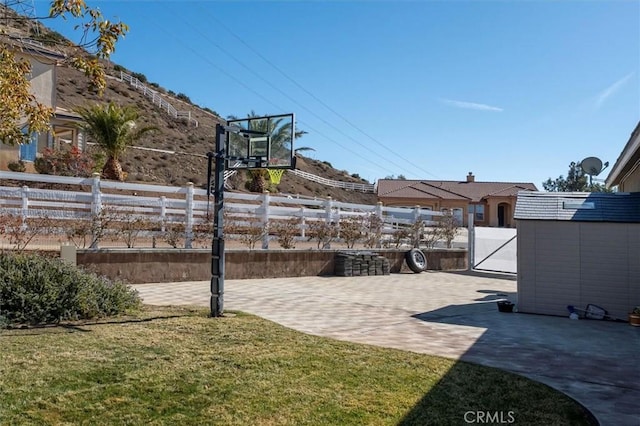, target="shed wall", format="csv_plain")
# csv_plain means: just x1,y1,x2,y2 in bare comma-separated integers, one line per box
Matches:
517,220,640,319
